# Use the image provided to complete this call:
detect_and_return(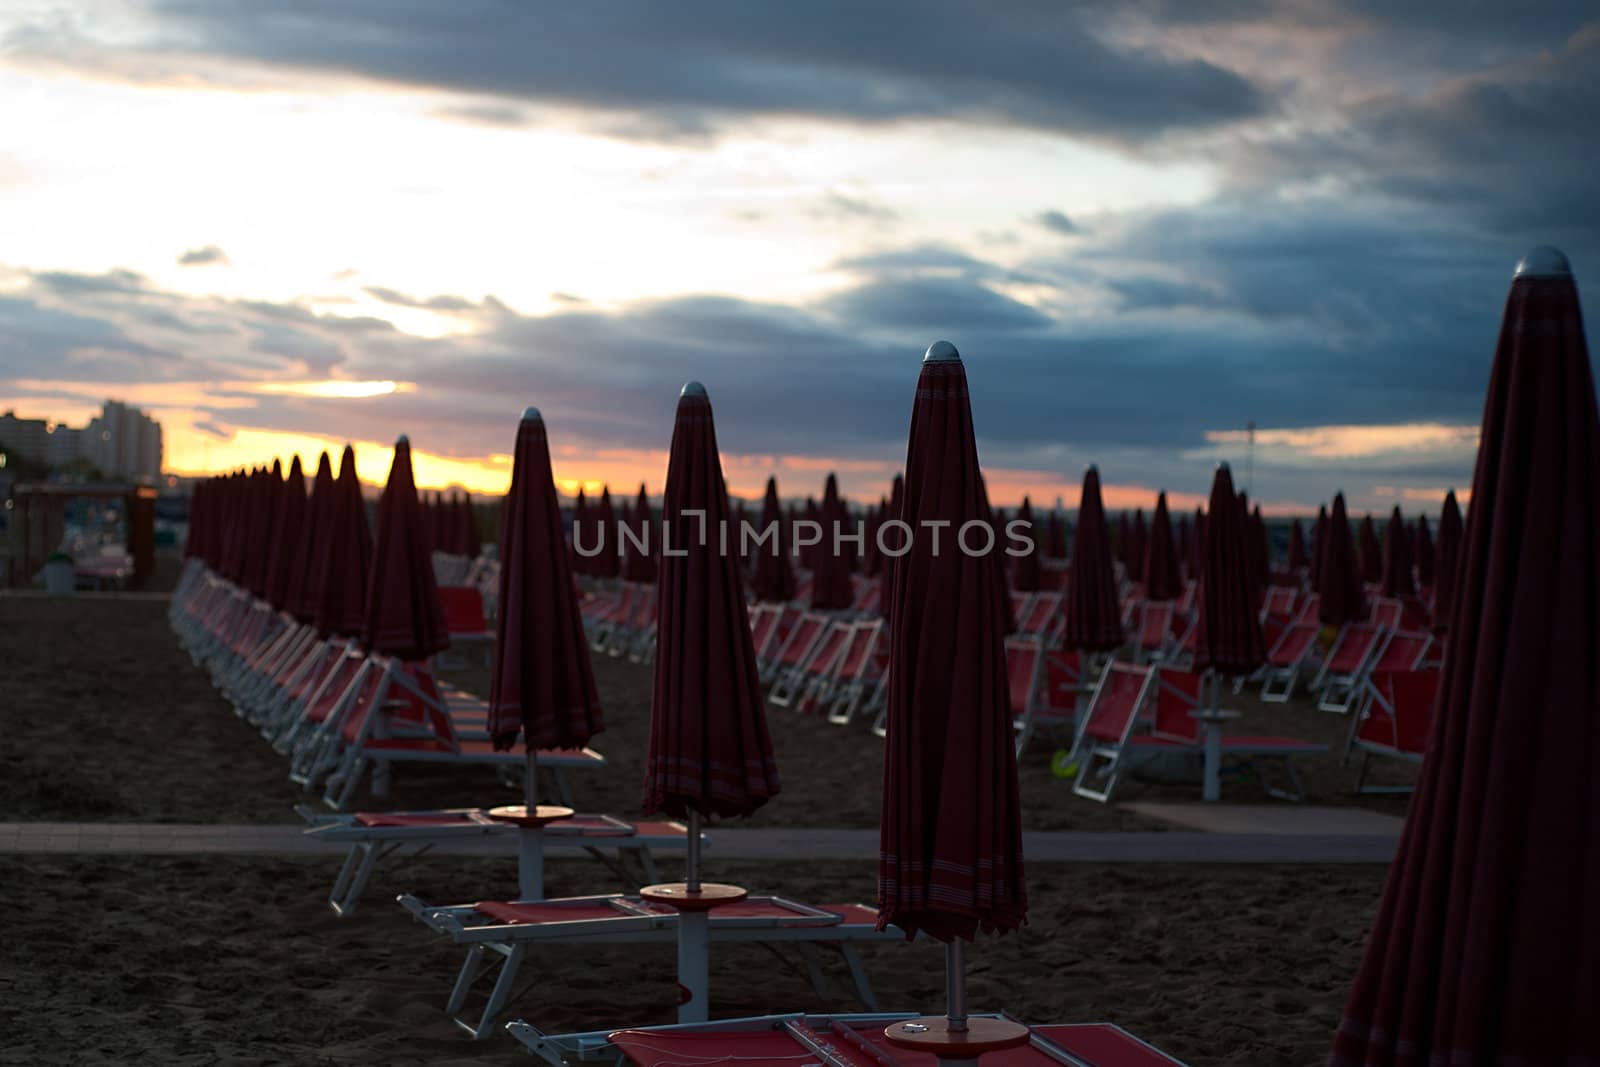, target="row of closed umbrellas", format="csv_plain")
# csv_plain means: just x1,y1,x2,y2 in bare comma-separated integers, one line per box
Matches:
183,247,1594,1063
